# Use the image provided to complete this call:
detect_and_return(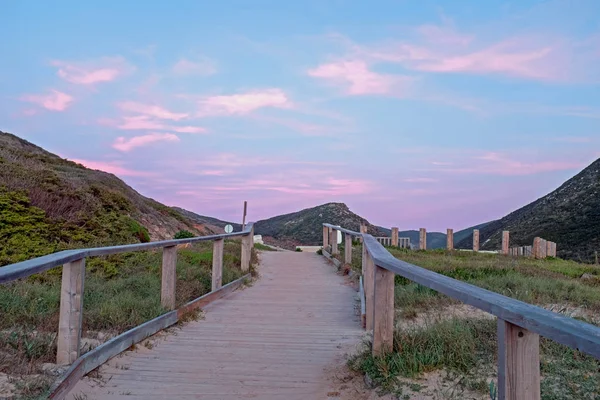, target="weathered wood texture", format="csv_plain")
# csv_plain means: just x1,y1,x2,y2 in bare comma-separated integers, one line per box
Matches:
344,233,352,264
502,231,510,255
241,229,252,272
498,319,541,400
419,228,426,250
323,225,329,249
331,228,338,255
473,229,480,252
51,275,249,400
67,252,361,400
211,239,224,291
533,237,542,259
359,276,366,328
391,227,399,247
364,250,375,331
161,246,177,310
57,258,86,364
372,265,394,356
447,229,454,250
